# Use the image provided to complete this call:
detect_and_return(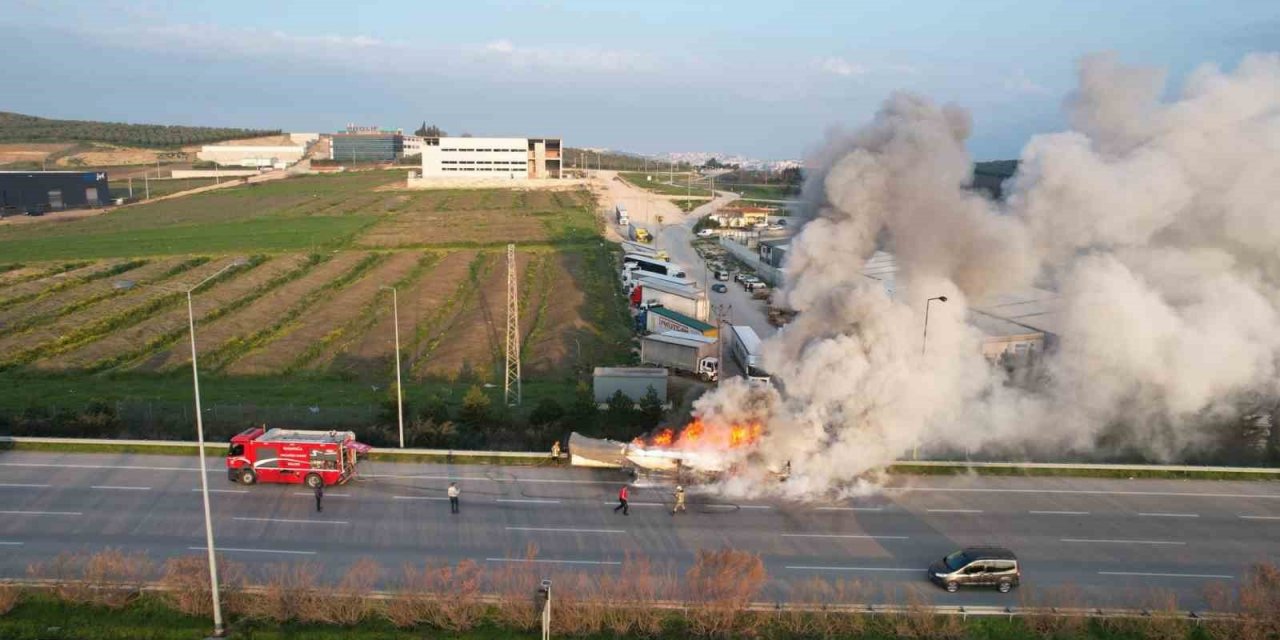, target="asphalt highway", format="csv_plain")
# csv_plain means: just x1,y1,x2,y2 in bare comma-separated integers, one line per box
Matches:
2,451,1277,609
